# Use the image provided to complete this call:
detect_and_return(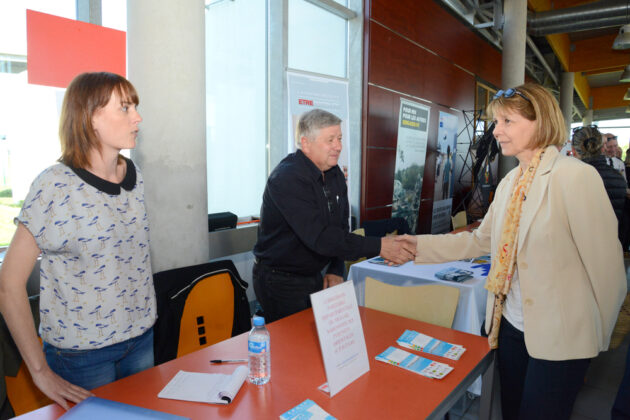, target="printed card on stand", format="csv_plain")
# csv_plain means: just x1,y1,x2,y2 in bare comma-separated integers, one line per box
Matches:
310,280,370,397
